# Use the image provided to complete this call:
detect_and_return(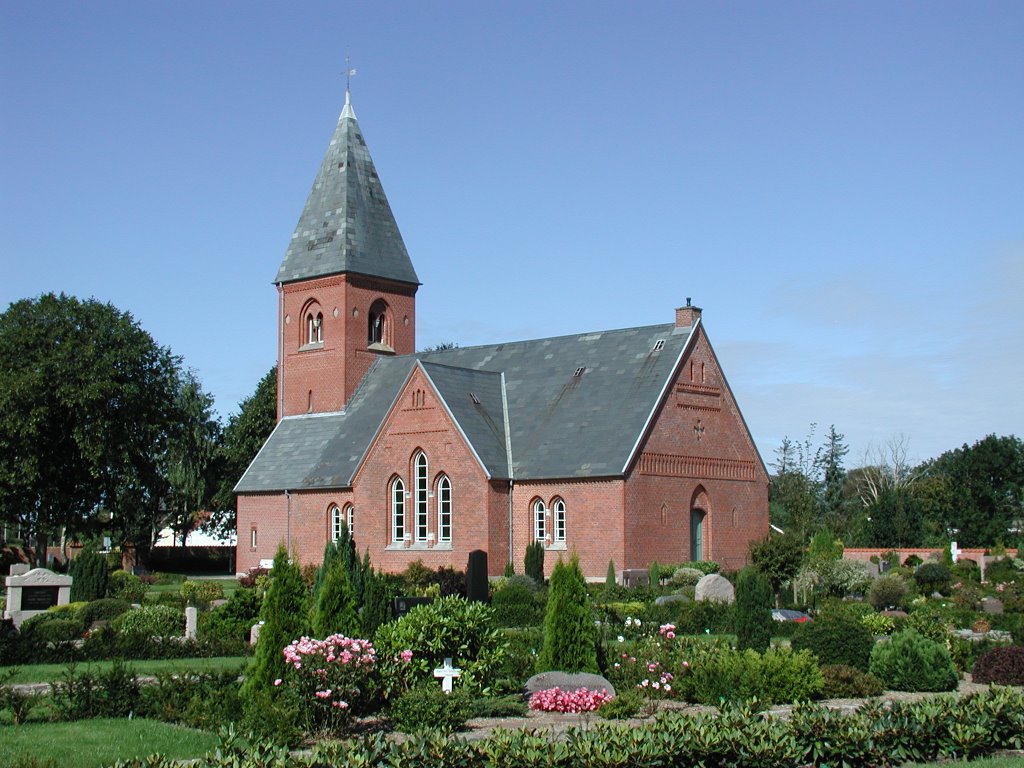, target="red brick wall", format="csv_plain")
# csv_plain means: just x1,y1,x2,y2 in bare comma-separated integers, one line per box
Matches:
622,325,769,572
278,274,416,419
